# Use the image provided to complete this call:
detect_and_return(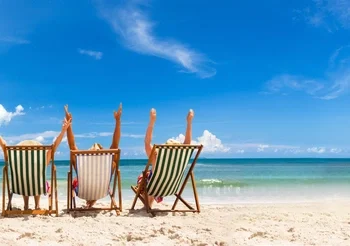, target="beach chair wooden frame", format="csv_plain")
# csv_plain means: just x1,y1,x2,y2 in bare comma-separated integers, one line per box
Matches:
67,149,122,215
131,144,203,216
2,145,58,216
